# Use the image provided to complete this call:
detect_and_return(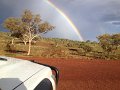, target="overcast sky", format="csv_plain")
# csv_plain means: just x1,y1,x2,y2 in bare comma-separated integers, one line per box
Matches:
0,0,120,41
